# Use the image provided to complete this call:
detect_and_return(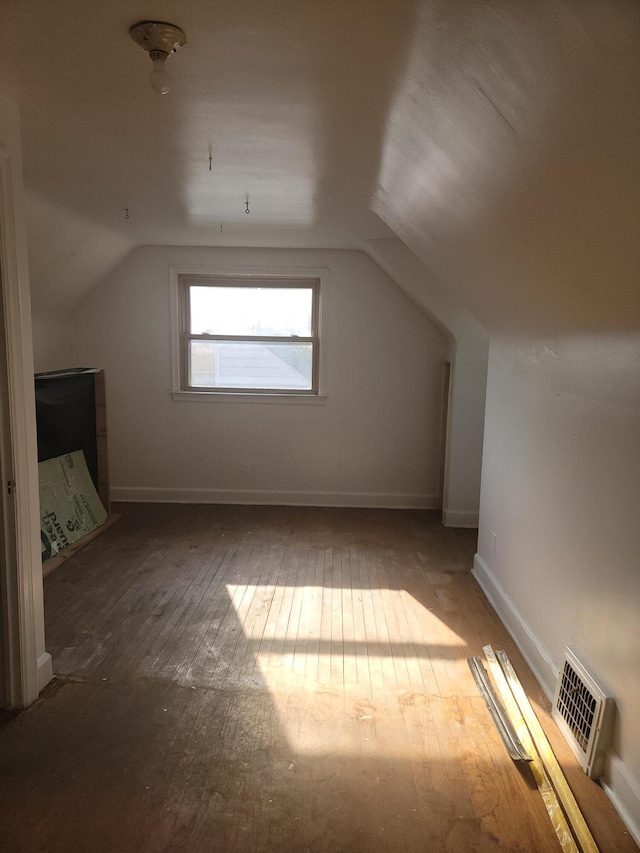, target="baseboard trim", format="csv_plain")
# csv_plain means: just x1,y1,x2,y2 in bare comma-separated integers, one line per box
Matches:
472,552,640,844
442,508,479,528
602,753,640,847
472,553,557,698
111,486,440,510
37,652,53,694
